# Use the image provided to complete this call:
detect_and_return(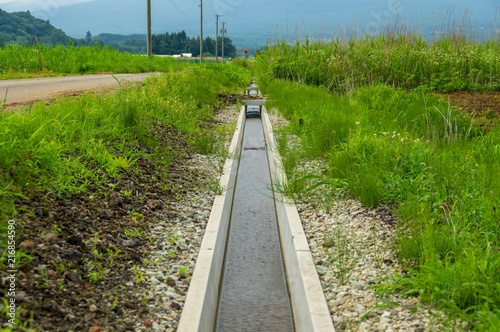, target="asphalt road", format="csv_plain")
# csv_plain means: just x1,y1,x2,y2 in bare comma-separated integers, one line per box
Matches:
0,73,154,108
